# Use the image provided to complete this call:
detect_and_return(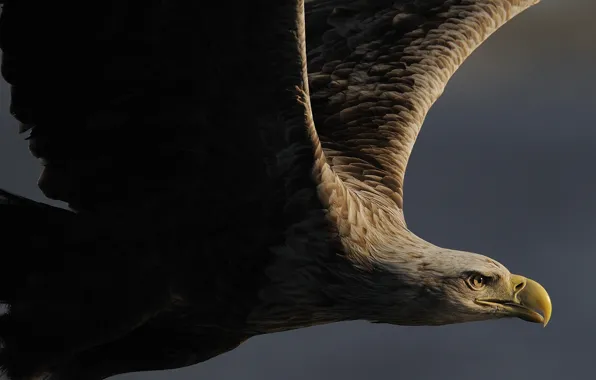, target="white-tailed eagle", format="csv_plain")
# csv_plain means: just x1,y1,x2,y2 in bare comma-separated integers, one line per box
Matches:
0,0,551,379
